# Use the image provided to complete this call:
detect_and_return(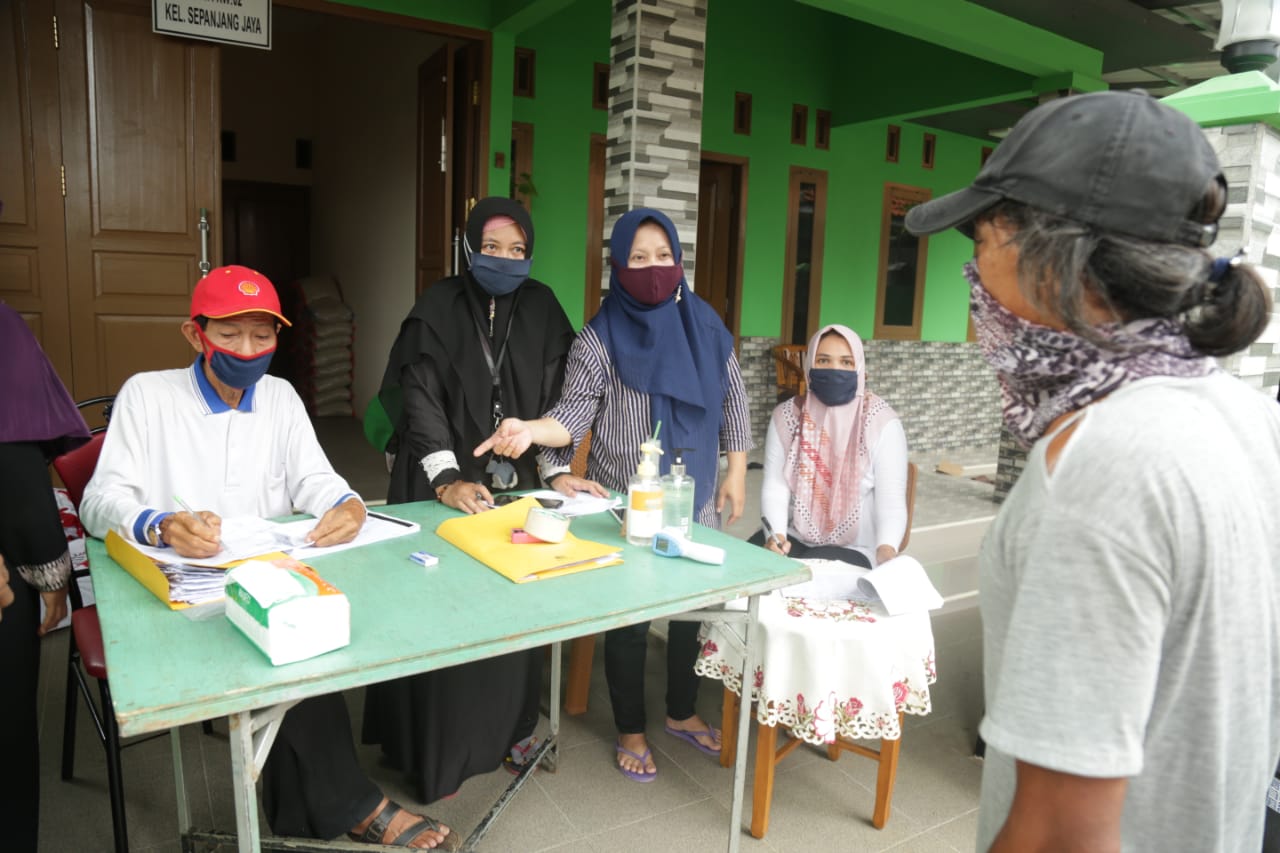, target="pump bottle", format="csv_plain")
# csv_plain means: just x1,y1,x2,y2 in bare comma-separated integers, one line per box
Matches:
626,438,664,545
661,448,695,538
